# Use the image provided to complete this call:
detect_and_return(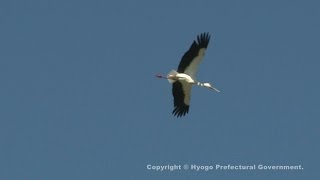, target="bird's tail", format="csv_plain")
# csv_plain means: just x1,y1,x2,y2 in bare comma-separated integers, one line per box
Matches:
167,69,178,83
